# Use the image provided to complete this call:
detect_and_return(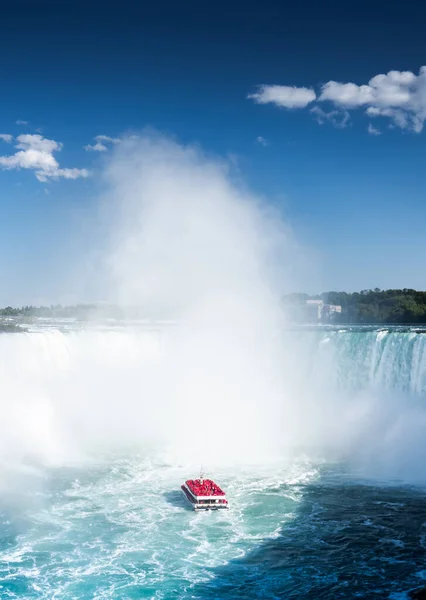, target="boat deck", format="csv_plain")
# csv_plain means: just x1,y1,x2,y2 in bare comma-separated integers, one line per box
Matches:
181,477,228,510
185,478,225,497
